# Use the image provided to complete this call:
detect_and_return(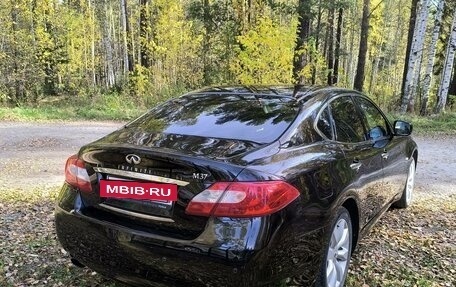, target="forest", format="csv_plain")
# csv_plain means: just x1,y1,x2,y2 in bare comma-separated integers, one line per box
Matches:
0,0,455,115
